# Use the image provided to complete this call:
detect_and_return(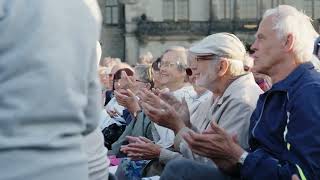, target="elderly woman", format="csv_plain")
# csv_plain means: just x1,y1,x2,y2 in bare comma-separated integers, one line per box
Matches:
110,64,155,156
113,47,202,179
100,67,134,148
